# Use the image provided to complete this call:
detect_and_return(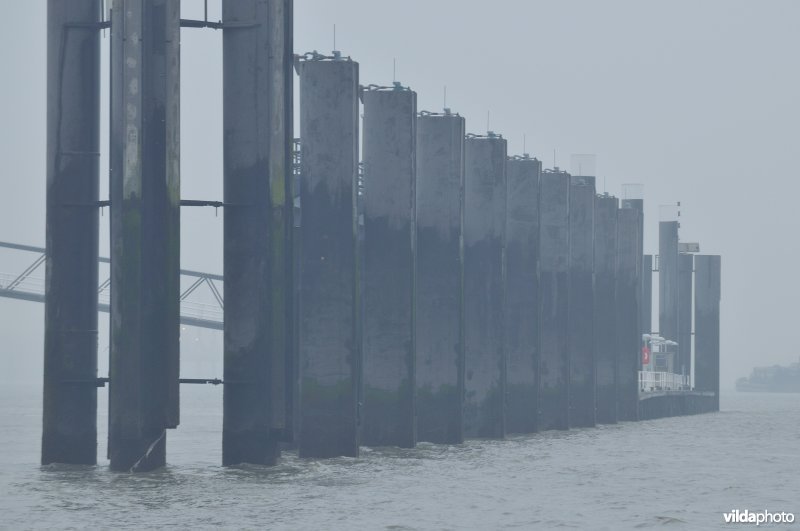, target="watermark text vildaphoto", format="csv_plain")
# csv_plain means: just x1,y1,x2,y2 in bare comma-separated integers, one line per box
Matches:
723,509,795,525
